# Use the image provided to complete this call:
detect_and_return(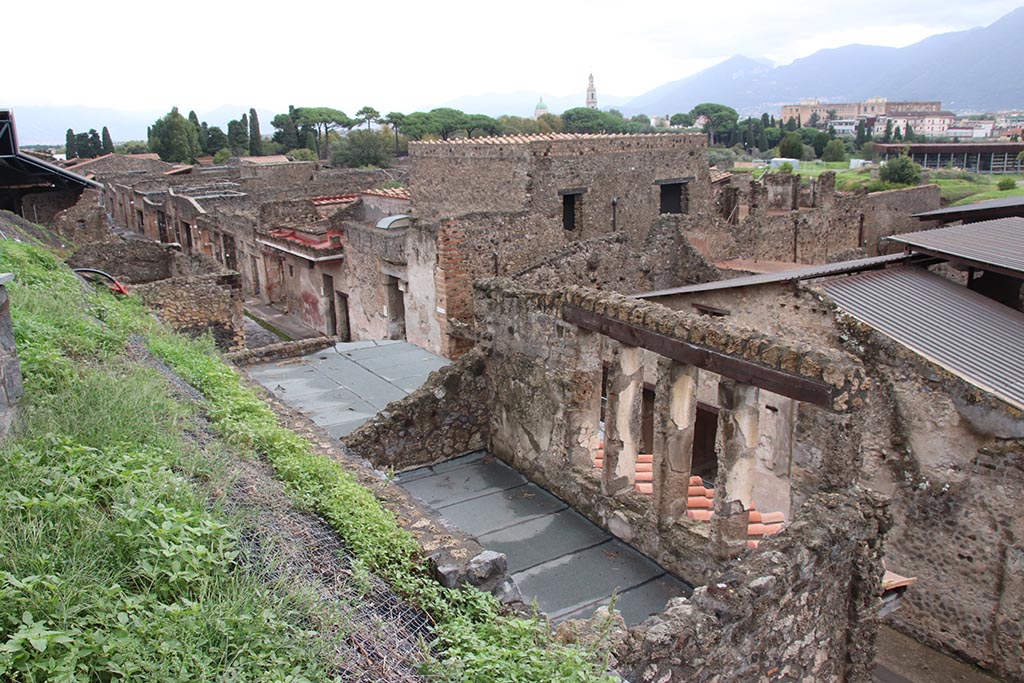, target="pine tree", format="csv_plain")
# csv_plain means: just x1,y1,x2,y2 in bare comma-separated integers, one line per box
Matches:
248,108,263,156
65,128,78,159
101,127,115,154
